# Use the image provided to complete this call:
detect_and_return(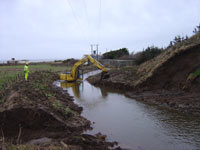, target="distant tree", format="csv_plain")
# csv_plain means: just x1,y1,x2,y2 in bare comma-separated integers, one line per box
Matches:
193,28,198,34
177,35,182,43
102,48,129,59
173,36,178,44
167,41,173,49
173,35,186,44
134,46,164,65
197,24,200,32
185,35,189,40
193,23,200,34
